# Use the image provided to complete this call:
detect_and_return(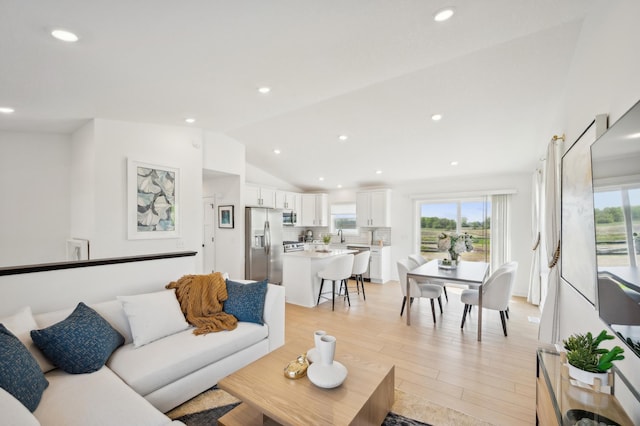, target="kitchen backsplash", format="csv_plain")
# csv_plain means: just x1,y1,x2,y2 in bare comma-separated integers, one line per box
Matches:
283,227,391,245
